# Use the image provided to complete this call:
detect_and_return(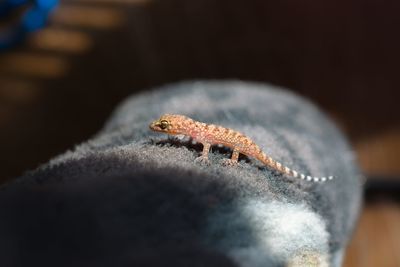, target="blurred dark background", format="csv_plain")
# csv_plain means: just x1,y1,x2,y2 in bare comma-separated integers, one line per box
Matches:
0,0,399,266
